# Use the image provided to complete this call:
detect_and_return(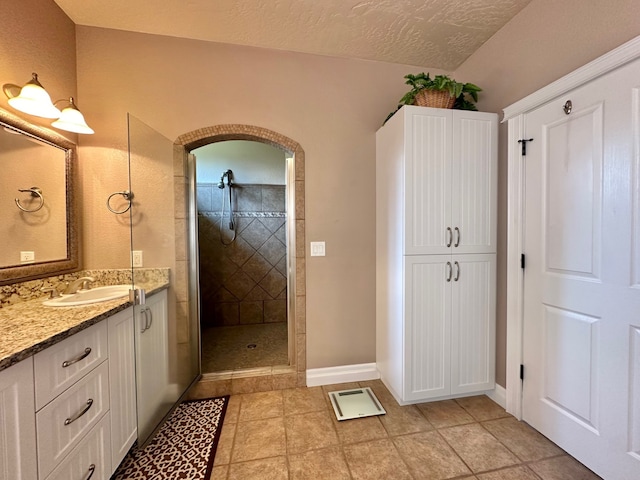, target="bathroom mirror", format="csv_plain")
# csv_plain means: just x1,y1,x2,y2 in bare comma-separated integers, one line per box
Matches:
0,107,78,284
